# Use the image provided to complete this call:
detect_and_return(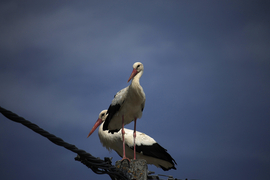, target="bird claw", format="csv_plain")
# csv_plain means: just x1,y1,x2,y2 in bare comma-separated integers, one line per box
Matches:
121,157,131,162
120,157,131,168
